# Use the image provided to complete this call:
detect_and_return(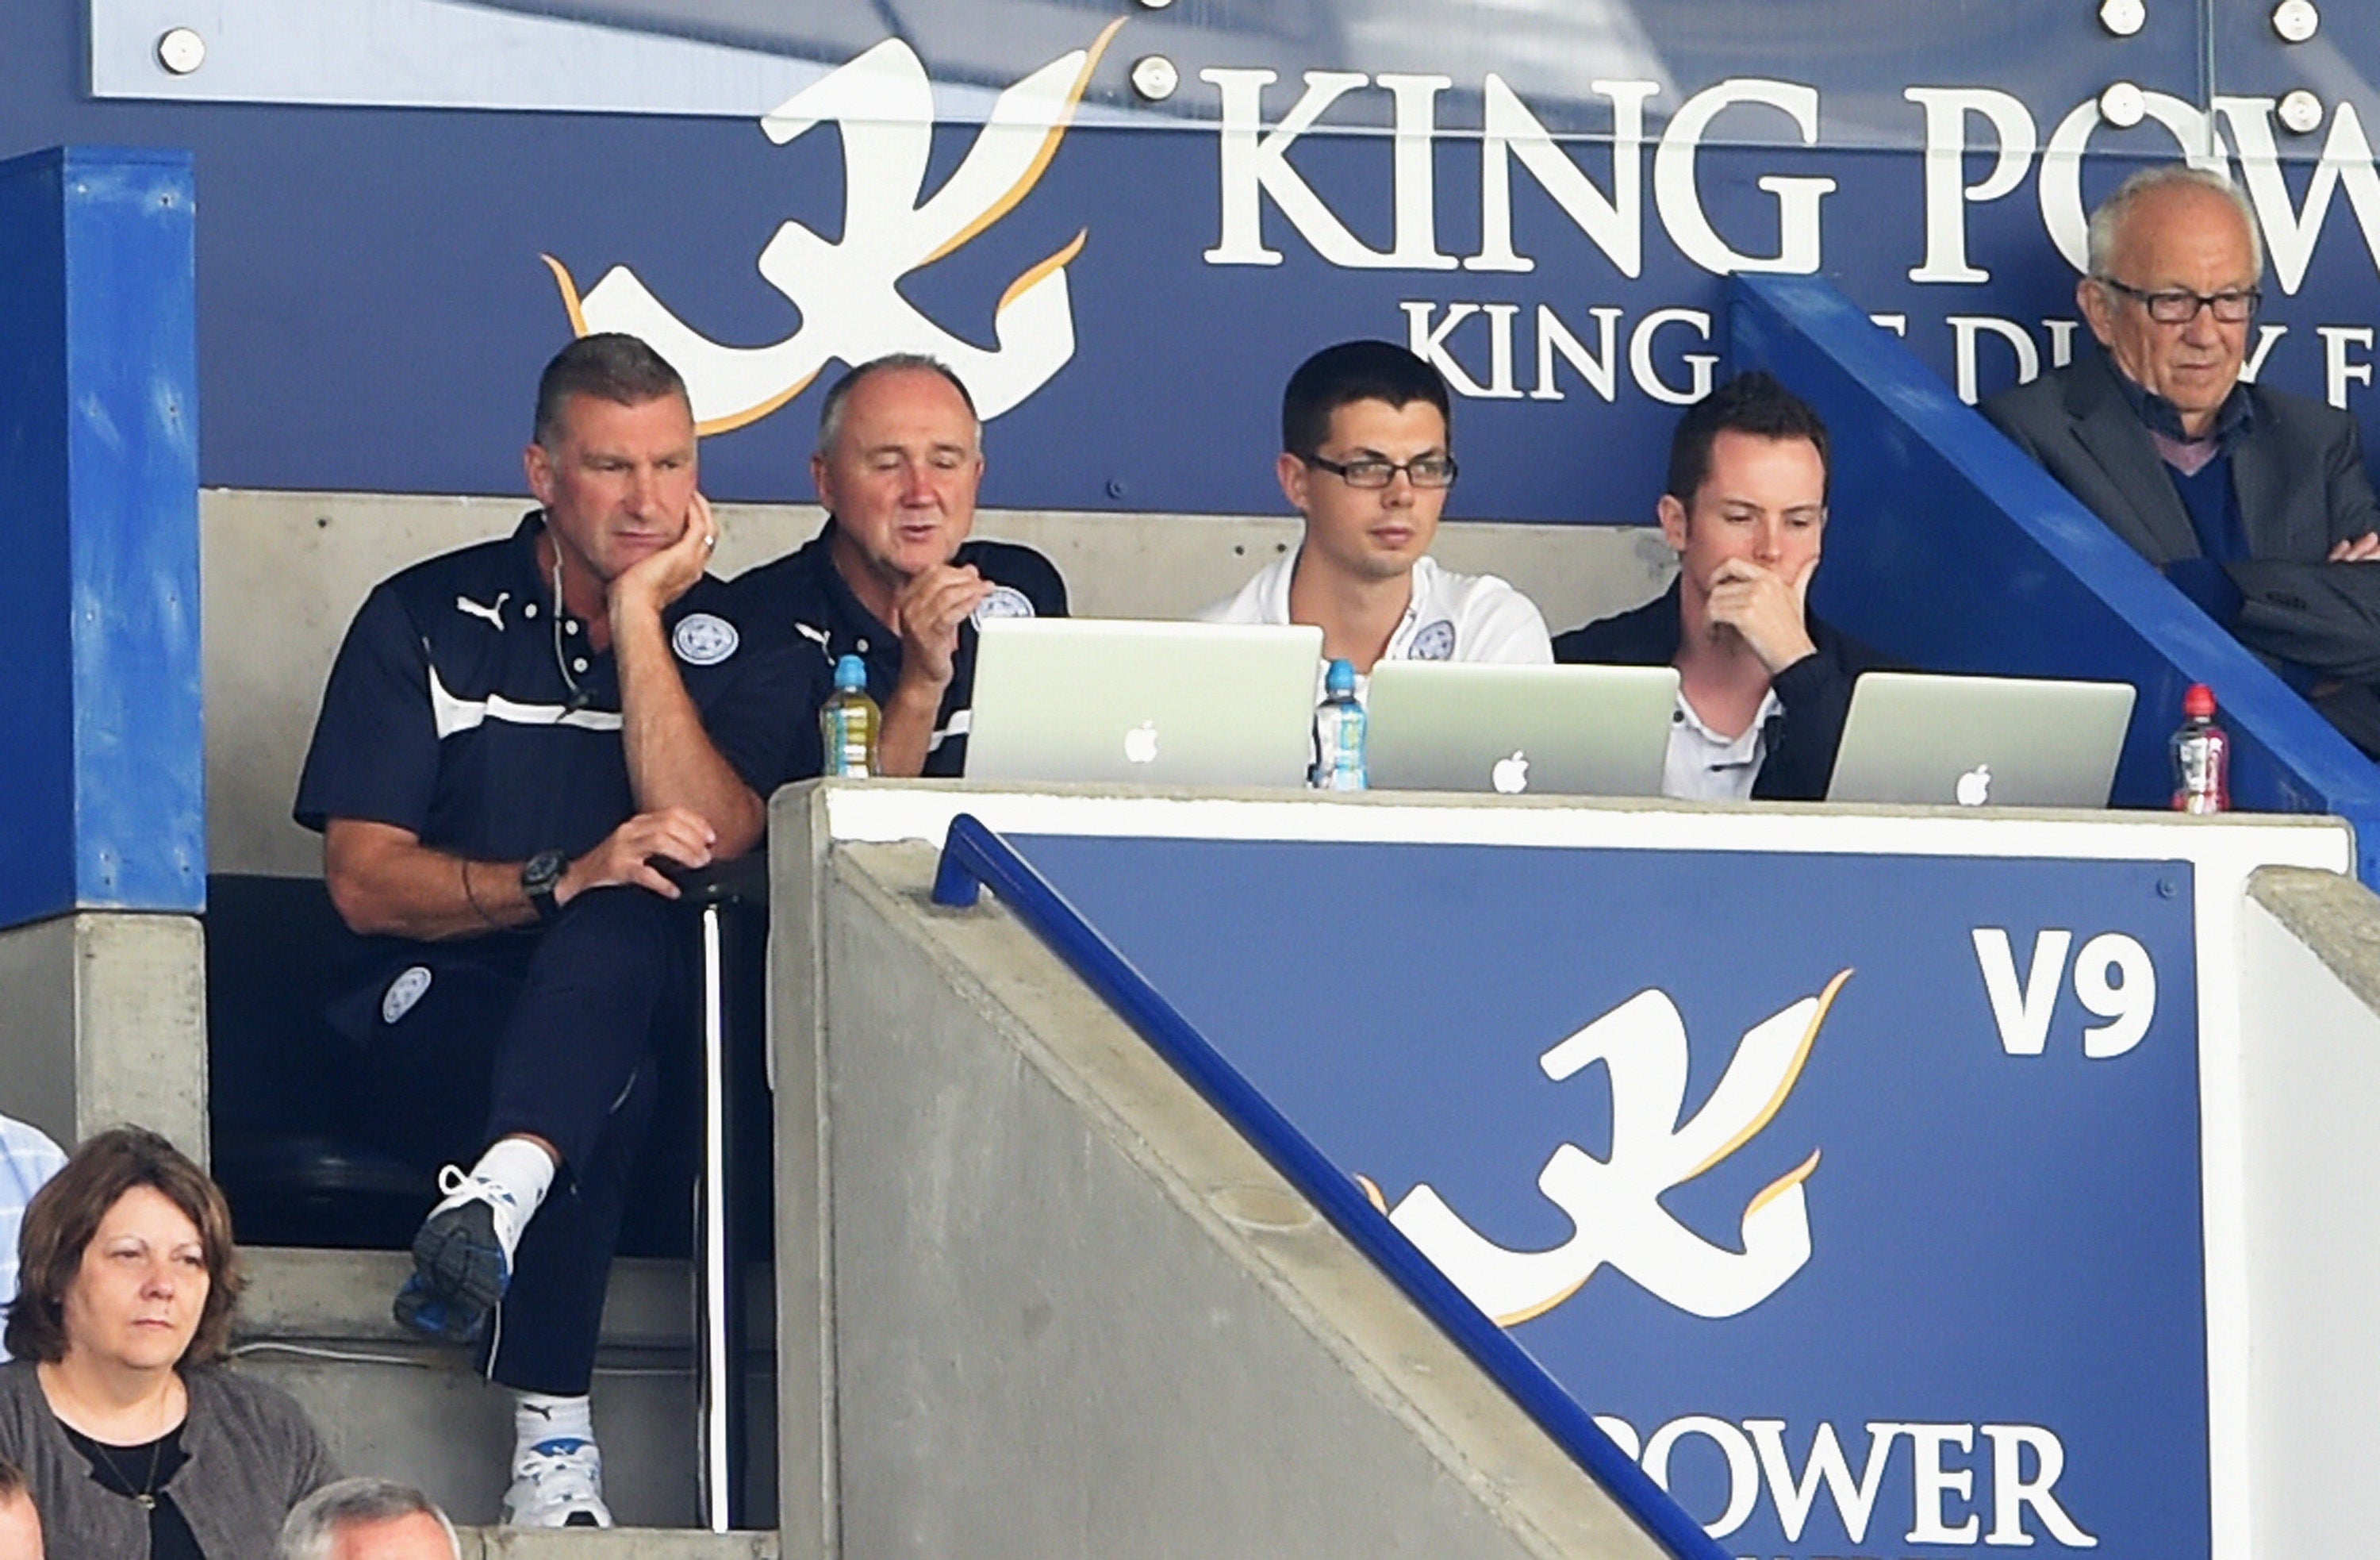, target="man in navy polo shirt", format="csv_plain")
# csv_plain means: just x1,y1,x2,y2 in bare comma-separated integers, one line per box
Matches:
294,333,816,1527
729,353,1066,774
